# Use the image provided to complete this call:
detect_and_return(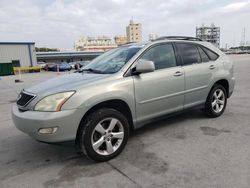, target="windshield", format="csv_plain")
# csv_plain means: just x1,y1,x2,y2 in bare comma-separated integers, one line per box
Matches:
81,46,141,74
